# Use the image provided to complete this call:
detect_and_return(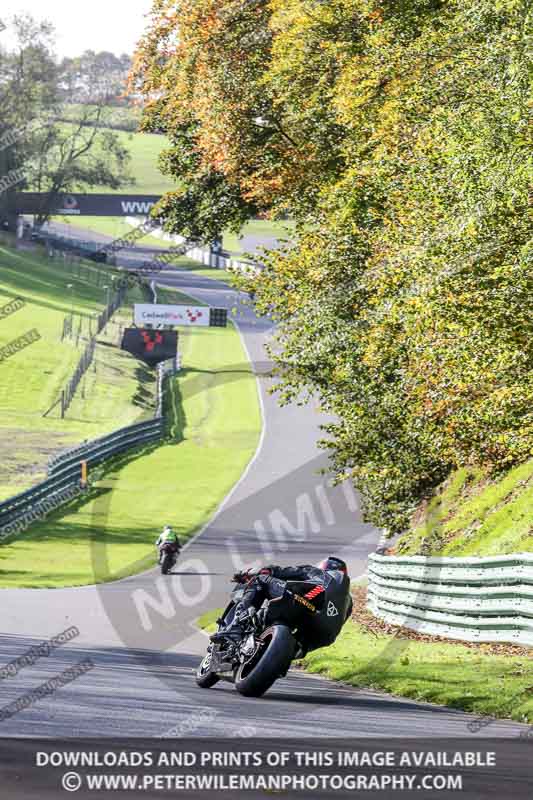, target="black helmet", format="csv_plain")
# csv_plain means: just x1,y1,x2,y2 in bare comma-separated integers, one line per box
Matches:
319,556,348,574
